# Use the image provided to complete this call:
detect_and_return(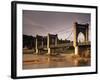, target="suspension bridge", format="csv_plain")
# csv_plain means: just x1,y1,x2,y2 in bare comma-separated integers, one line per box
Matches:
23,22,91,56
